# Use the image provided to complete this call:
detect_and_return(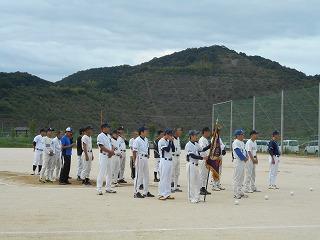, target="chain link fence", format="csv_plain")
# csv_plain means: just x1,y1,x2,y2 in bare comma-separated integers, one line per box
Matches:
212,84,320,156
